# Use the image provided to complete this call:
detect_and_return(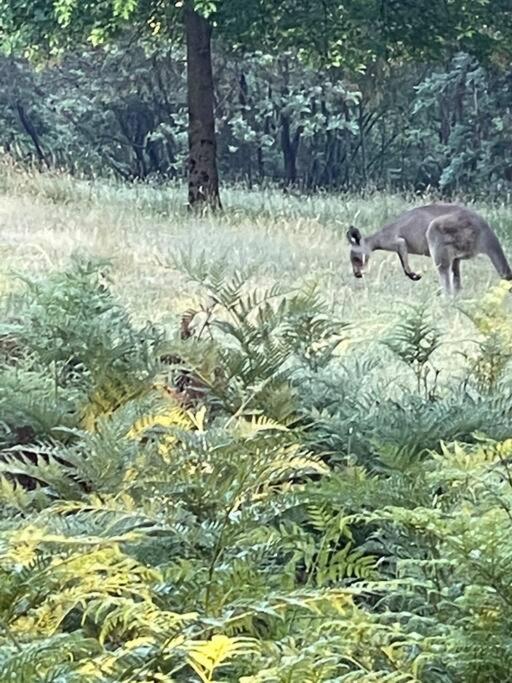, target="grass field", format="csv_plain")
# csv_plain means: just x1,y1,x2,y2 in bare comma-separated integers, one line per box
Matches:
1,165,512,388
